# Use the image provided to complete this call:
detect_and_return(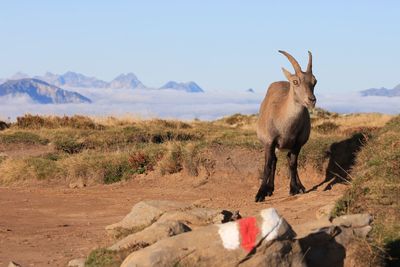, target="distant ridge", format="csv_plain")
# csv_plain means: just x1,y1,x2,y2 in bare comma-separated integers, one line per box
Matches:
109,73,145,89
159,81,204,93
36,71,110,89
3,72,206,92
0,78,92,104
360,84,400,97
